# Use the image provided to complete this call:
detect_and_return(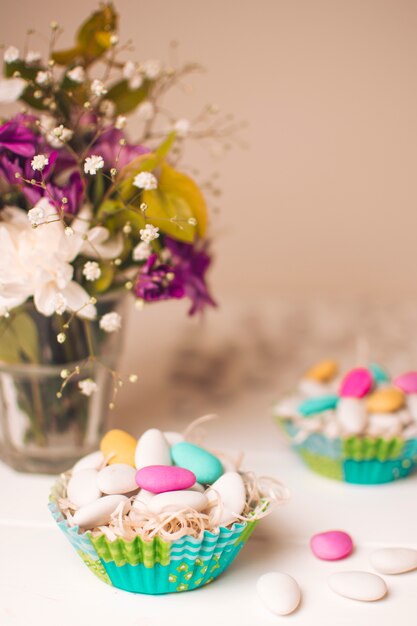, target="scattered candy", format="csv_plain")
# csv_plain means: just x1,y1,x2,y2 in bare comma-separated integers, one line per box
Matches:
394,372,417,394
135,465,196,494
206,471,246,526
72,494,128,528
148,490,208,514
72,450,104,474
298,395,339,417
310,530,353,561
67,469,101,507
97,463,138,495
370,548,417,575
336,398,367,435
327,571,387,602
369,363,390,384
339,368,372,399
256,572,301,616
100,429,136,466
171,442,223,484
366,388,404,414
304,359,338,382
135,428,171,470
